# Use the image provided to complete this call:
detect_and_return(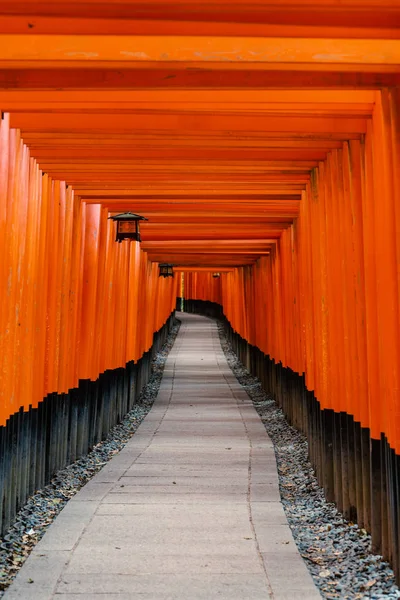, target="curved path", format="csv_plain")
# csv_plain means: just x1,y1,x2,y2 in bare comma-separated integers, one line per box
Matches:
5,313,320,600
